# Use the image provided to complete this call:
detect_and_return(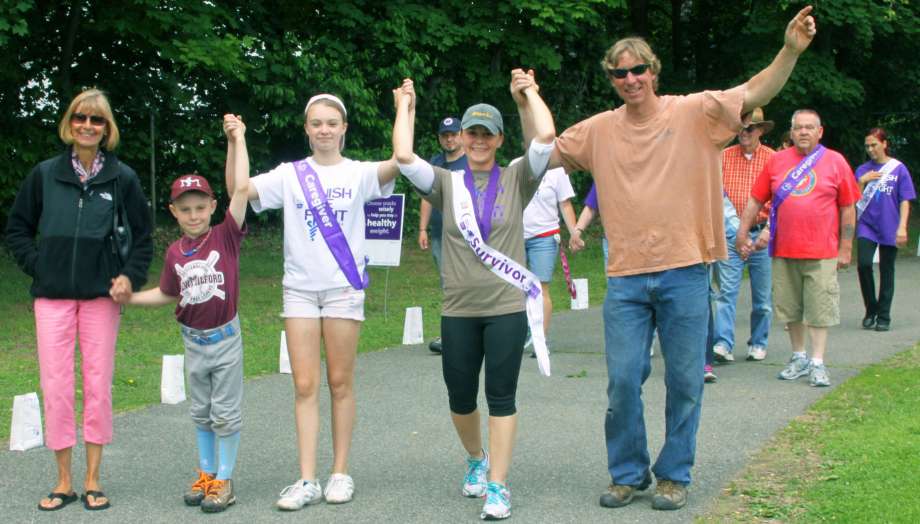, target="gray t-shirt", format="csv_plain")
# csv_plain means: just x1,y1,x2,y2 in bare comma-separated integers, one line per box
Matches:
422,157,541,317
